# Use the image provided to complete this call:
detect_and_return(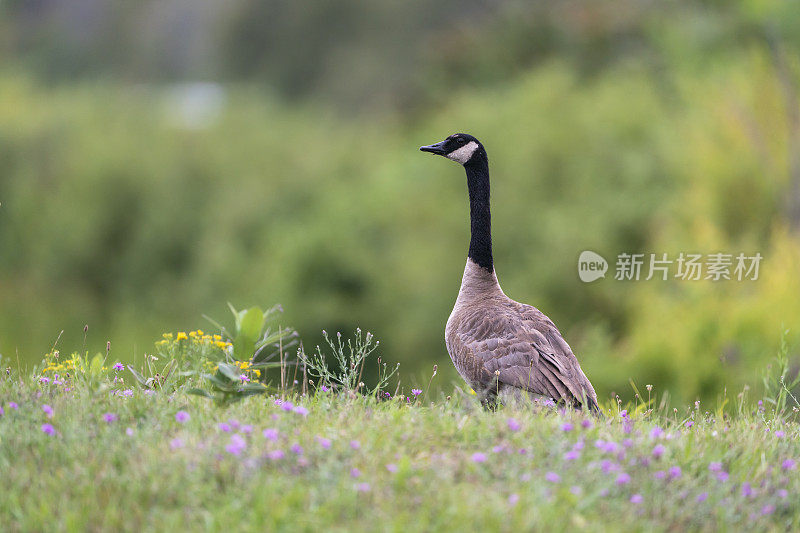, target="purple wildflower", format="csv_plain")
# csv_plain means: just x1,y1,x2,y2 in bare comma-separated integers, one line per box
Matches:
630,494,643,504
122,389,134,397
317,436,332,449
708,461,722,472
542,399,556,407
350,468,361,478
411,389,422,397
507,418,521,432
0,406,3,416
545,472,560,483
113,362,125,371
356,483,371,492
175,411,190,423
290,443,304,455
226,434,247,456
775,430,785,438
741,482,754,498
685,420,693,428
169,438,184,449
41,423,56,436
654,470,666,480
126,427,134,436
42,404,53,418
280,401,295,412
652,444,665,459
615,473,631,485
218,422,232,432
715,471,729,482
564,450,580,461
620,409,628,418
239,374,250,383
386,463,398,473
602,441,619,454
293,406,309,416
581,419,593,429
39,377,50,384
778,489,788,499
782,458,796,471
263,428,279,441
561,422,574,432
471,452,487,463
320,385,330,392
669,466,682,479
601,460,617,474
761,504,775,516
696,492,708,503
267,450,284,460
103,412,118,423
241,425,253,434
350,440,361,450
8,402,18,410
508,494,520,505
